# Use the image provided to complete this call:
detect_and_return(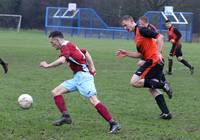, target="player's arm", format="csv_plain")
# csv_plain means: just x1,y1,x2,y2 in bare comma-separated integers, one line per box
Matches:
148,24,158,33
156,34,165,53
85,51,96,76
116,49,142,59
173,28,182,47
139,27,159,39
139,28,164,62
40,56,66,68
139,27,164,51
174,28,182,41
